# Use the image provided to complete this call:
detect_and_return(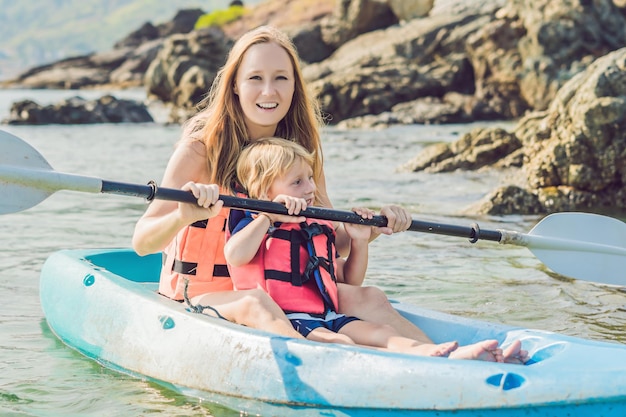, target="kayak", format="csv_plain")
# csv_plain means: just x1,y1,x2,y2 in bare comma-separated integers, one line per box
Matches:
40,248,626,416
